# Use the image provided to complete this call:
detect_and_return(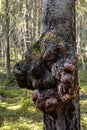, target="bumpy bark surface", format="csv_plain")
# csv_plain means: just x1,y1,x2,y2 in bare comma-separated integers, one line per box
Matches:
14,35,79,113
14,0,80,130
